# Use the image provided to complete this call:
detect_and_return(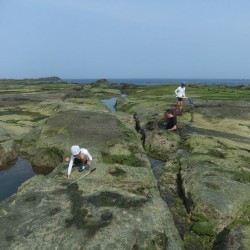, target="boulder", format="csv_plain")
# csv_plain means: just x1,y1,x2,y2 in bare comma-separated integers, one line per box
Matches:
0,140,19,169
